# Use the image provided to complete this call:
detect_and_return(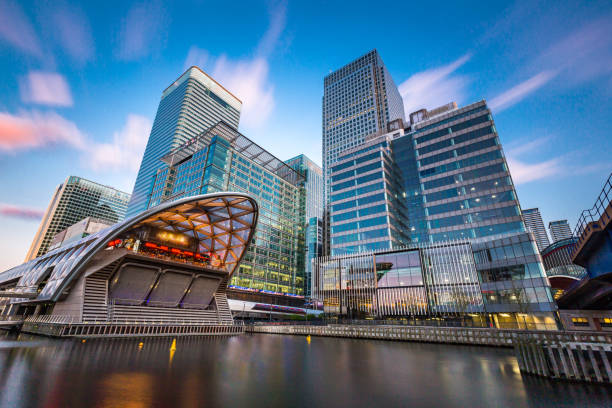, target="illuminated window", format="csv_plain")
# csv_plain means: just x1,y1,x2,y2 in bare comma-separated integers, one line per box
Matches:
600,318,612,328
571,317,589,327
